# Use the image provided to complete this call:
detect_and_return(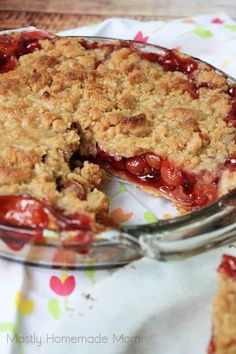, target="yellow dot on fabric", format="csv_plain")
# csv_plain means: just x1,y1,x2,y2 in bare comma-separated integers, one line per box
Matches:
15,291,35,316
60,273,69,283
